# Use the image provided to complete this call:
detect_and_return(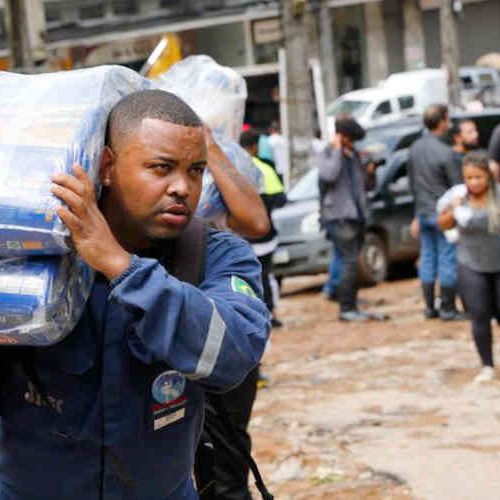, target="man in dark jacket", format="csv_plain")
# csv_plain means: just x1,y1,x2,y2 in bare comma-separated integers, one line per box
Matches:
0,90,270,500
318,115,375,321
409,104,464,320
